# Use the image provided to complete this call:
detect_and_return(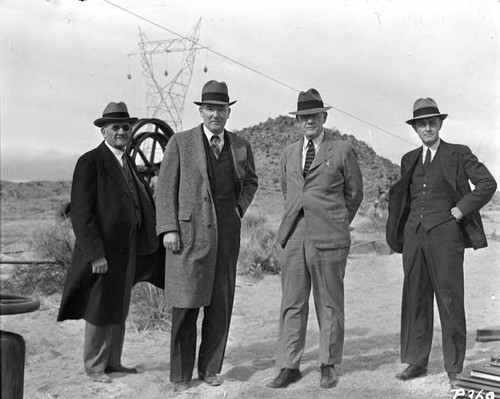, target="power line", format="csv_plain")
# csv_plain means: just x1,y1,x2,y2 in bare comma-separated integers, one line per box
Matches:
103,0,299,92
102,0,415,146
330,107,413,144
